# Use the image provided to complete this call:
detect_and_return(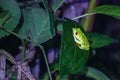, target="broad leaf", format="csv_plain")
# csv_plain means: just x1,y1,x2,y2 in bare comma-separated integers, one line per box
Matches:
41,0,55,35
81,67,110,80
19,8,30,39
19,7,54,45
0,11,10,26
0,0,21,38
60,19,89,78
52,0,65,12
93,5,120,20
87,32,116,49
